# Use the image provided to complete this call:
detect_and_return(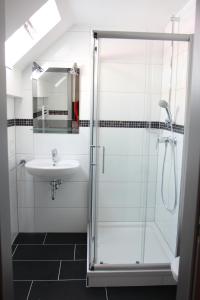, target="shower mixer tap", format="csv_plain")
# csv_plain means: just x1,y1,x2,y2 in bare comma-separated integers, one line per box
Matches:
157,136,177,146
